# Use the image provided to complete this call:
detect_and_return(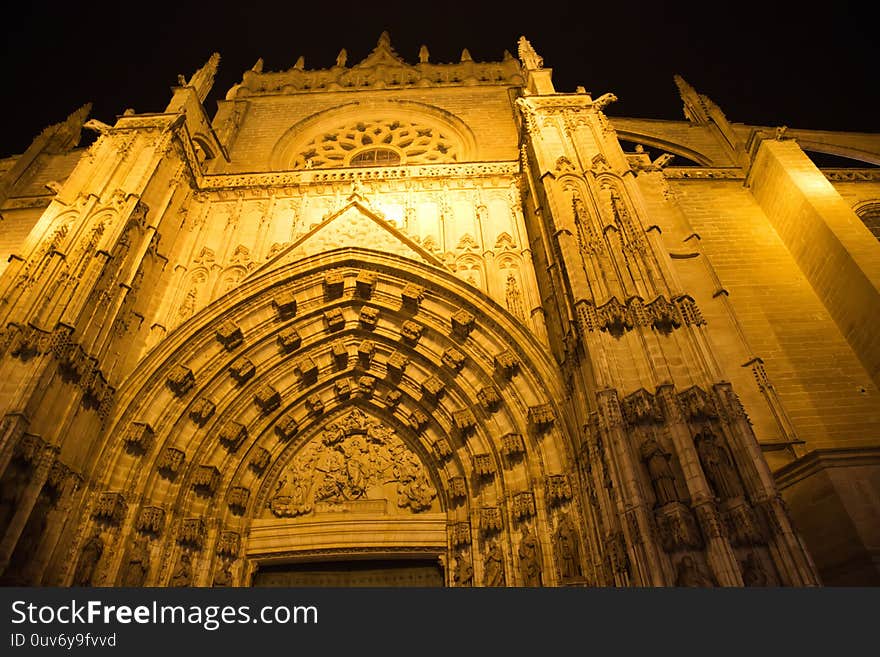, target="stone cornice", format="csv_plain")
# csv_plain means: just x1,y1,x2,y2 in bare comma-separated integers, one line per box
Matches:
774,446,880,489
